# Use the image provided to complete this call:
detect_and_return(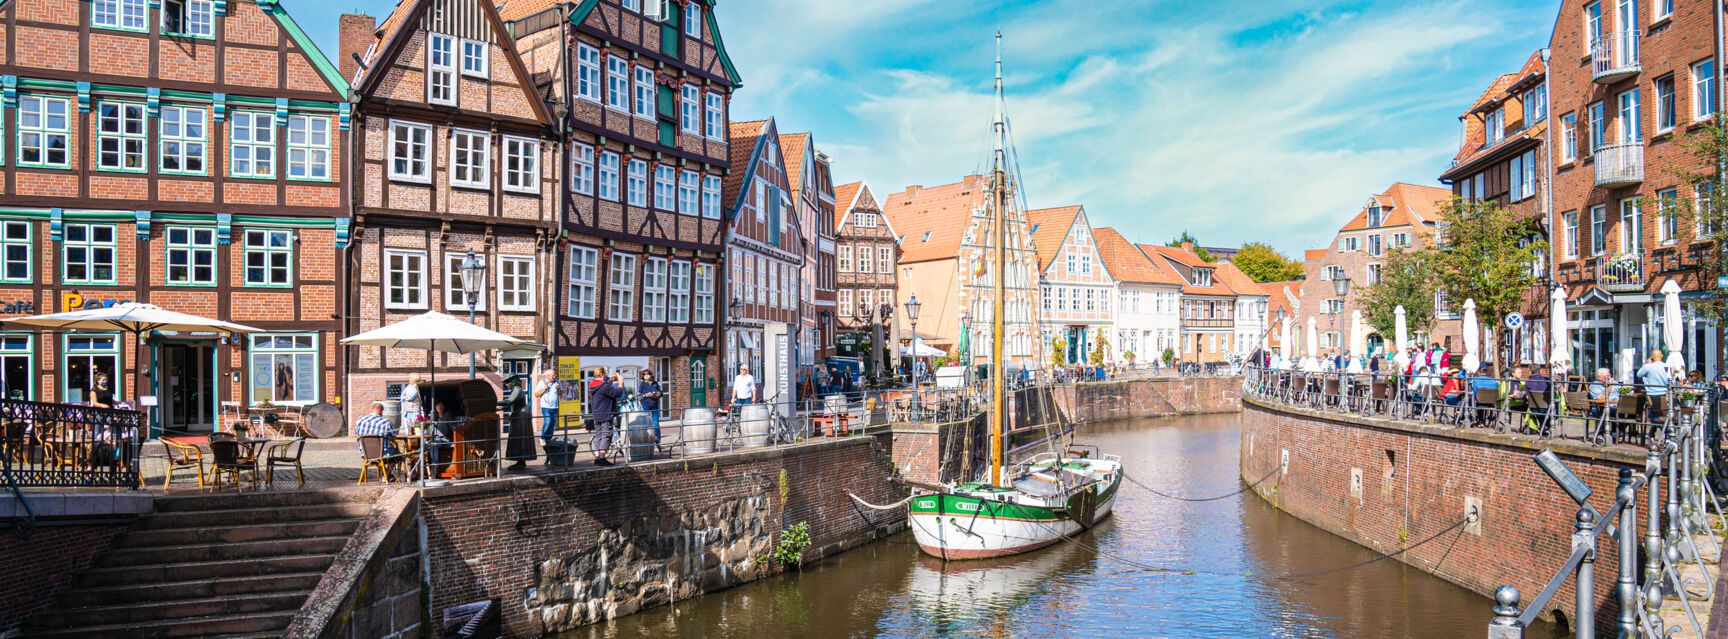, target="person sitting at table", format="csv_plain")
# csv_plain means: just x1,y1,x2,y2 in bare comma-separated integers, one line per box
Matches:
353,401,398,456
1506,366,1530,411
427,400,462,469
1586,368,1614,418
1441,368,1466,406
